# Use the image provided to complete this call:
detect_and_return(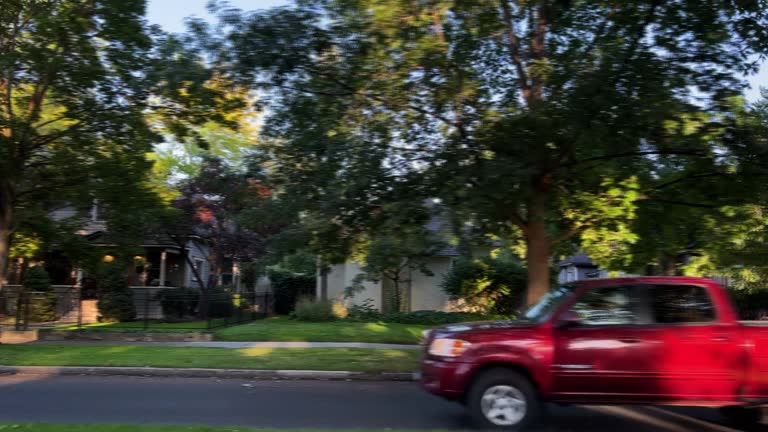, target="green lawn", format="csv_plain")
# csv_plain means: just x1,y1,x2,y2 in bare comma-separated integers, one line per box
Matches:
214,317,429,344
0,425,446,432
54,321,210,332
0,345,419,372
